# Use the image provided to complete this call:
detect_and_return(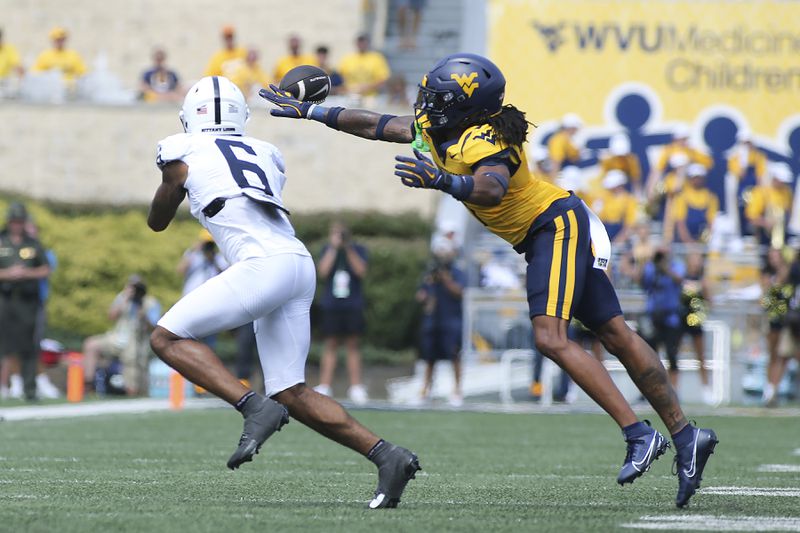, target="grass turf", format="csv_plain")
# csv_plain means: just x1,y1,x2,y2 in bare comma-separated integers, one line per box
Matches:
1,408,798,532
